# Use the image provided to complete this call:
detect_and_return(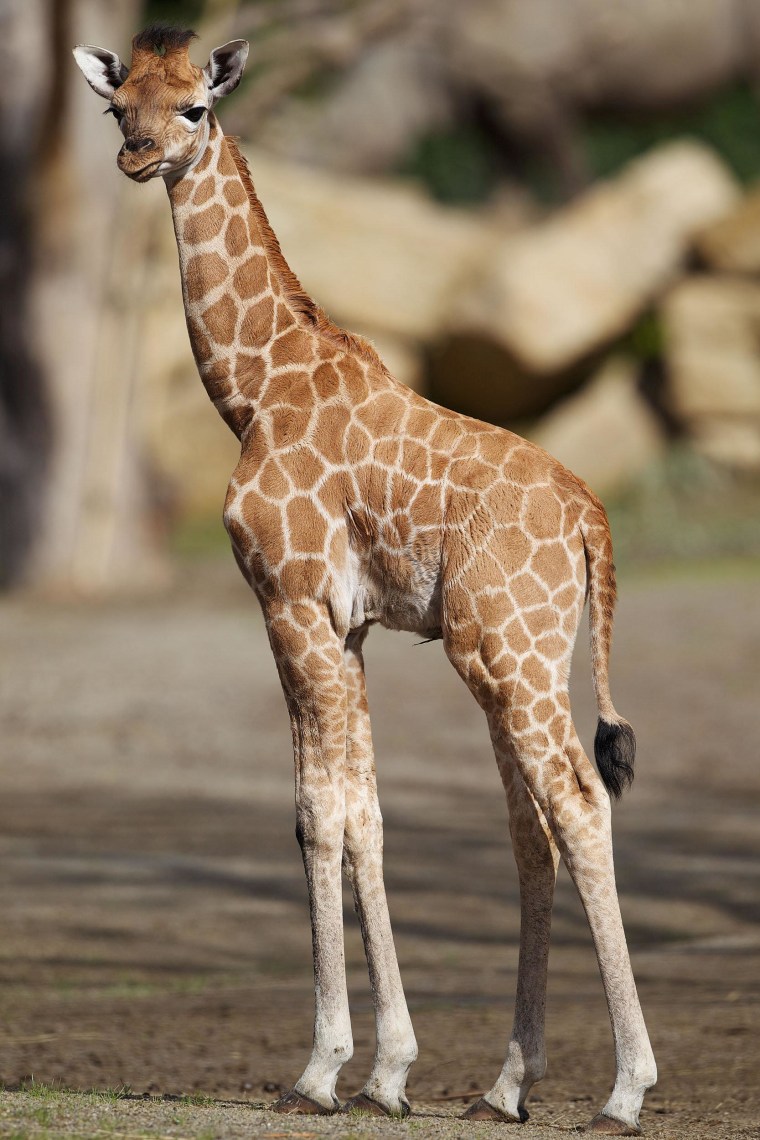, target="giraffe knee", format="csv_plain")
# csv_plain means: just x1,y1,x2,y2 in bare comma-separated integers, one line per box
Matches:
343,800,383,870
296,796,345,862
